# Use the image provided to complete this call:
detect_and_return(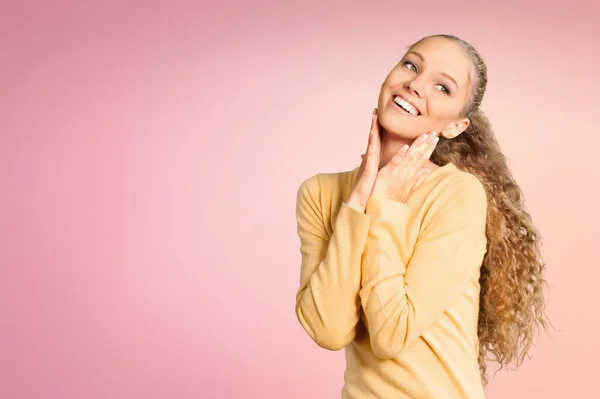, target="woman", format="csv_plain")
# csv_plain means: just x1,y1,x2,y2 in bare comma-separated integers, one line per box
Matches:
294,34,549,398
